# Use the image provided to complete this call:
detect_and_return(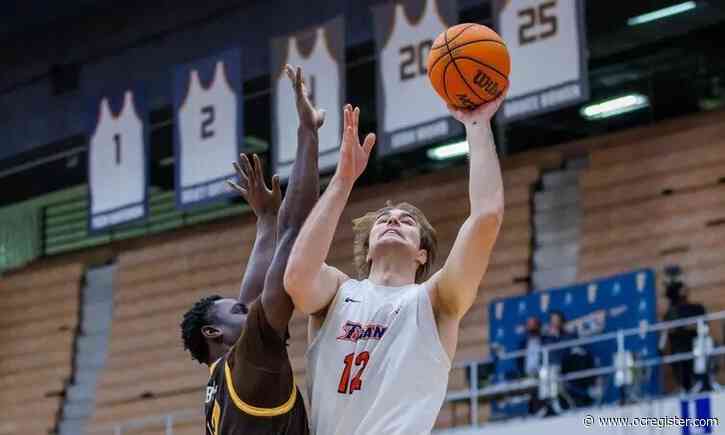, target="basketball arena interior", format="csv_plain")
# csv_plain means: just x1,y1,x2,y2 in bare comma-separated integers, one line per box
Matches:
2,0,725,434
